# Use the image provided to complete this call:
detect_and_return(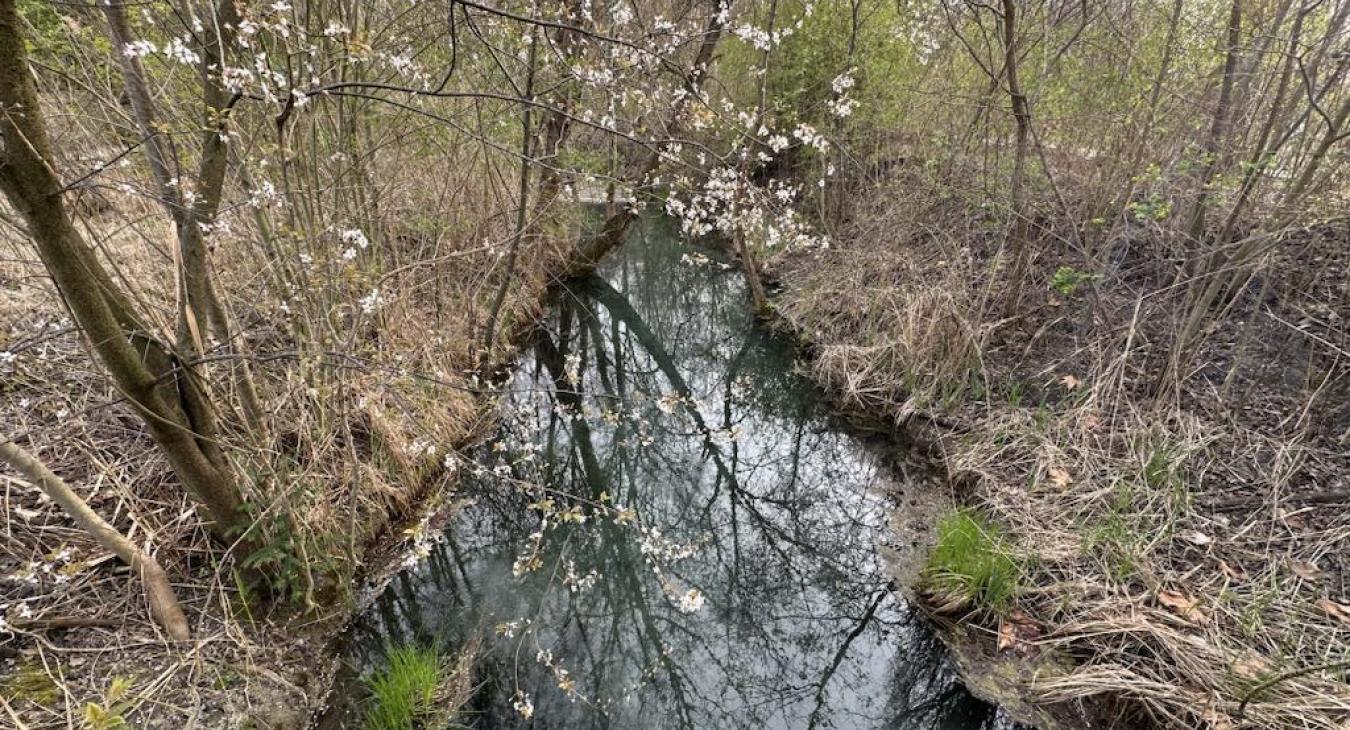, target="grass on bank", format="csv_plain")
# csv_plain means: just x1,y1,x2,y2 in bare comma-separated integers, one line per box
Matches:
362,644,445,730
925,509,1020,613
